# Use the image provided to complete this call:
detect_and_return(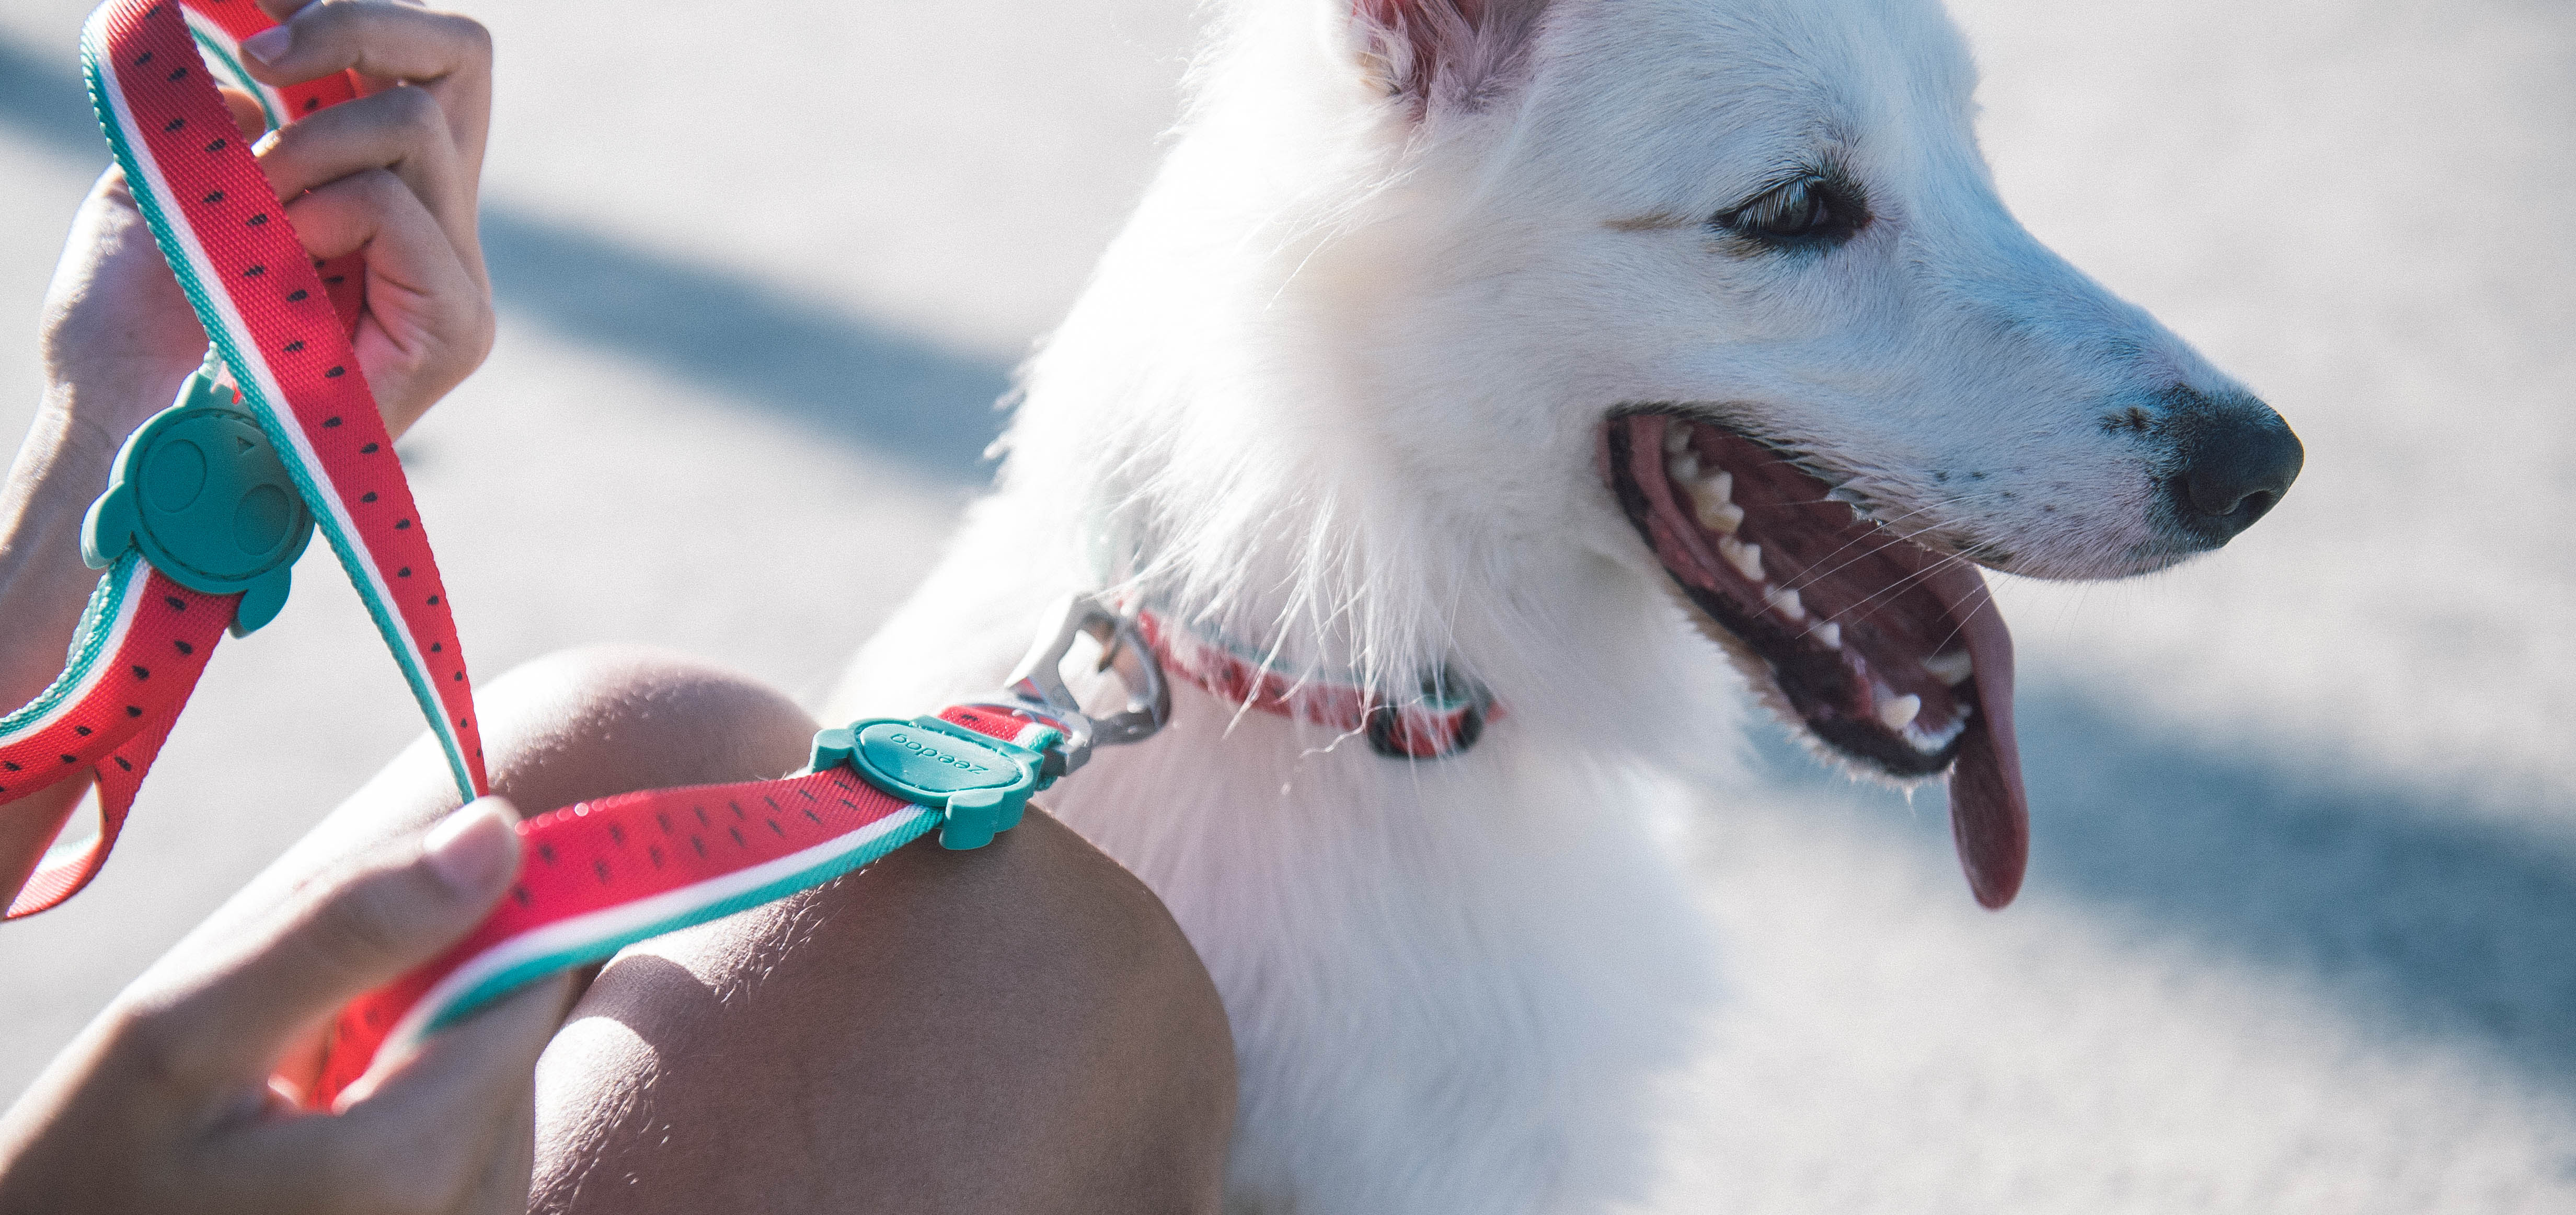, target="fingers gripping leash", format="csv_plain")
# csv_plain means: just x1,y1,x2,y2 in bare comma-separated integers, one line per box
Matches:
3,0,1172,1105
313,594,1168,1102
